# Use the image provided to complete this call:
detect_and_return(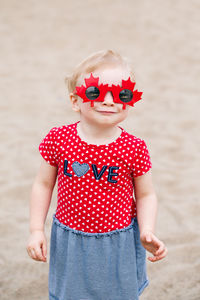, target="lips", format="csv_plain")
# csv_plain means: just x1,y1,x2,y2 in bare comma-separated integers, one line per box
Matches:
97,110,116,113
